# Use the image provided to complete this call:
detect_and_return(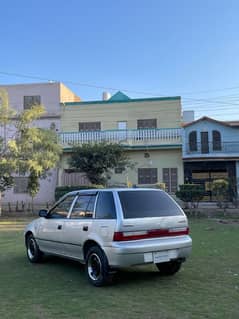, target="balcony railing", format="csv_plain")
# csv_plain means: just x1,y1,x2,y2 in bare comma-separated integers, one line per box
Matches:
59,128,182,148
184,142,239,156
